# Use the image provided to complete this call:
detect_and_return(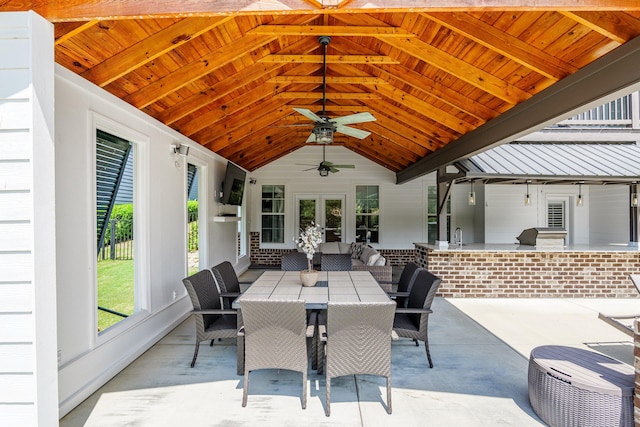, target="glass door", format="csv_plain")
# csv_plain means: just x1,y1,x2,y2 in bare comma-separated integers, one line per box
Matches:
296,194,345,242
